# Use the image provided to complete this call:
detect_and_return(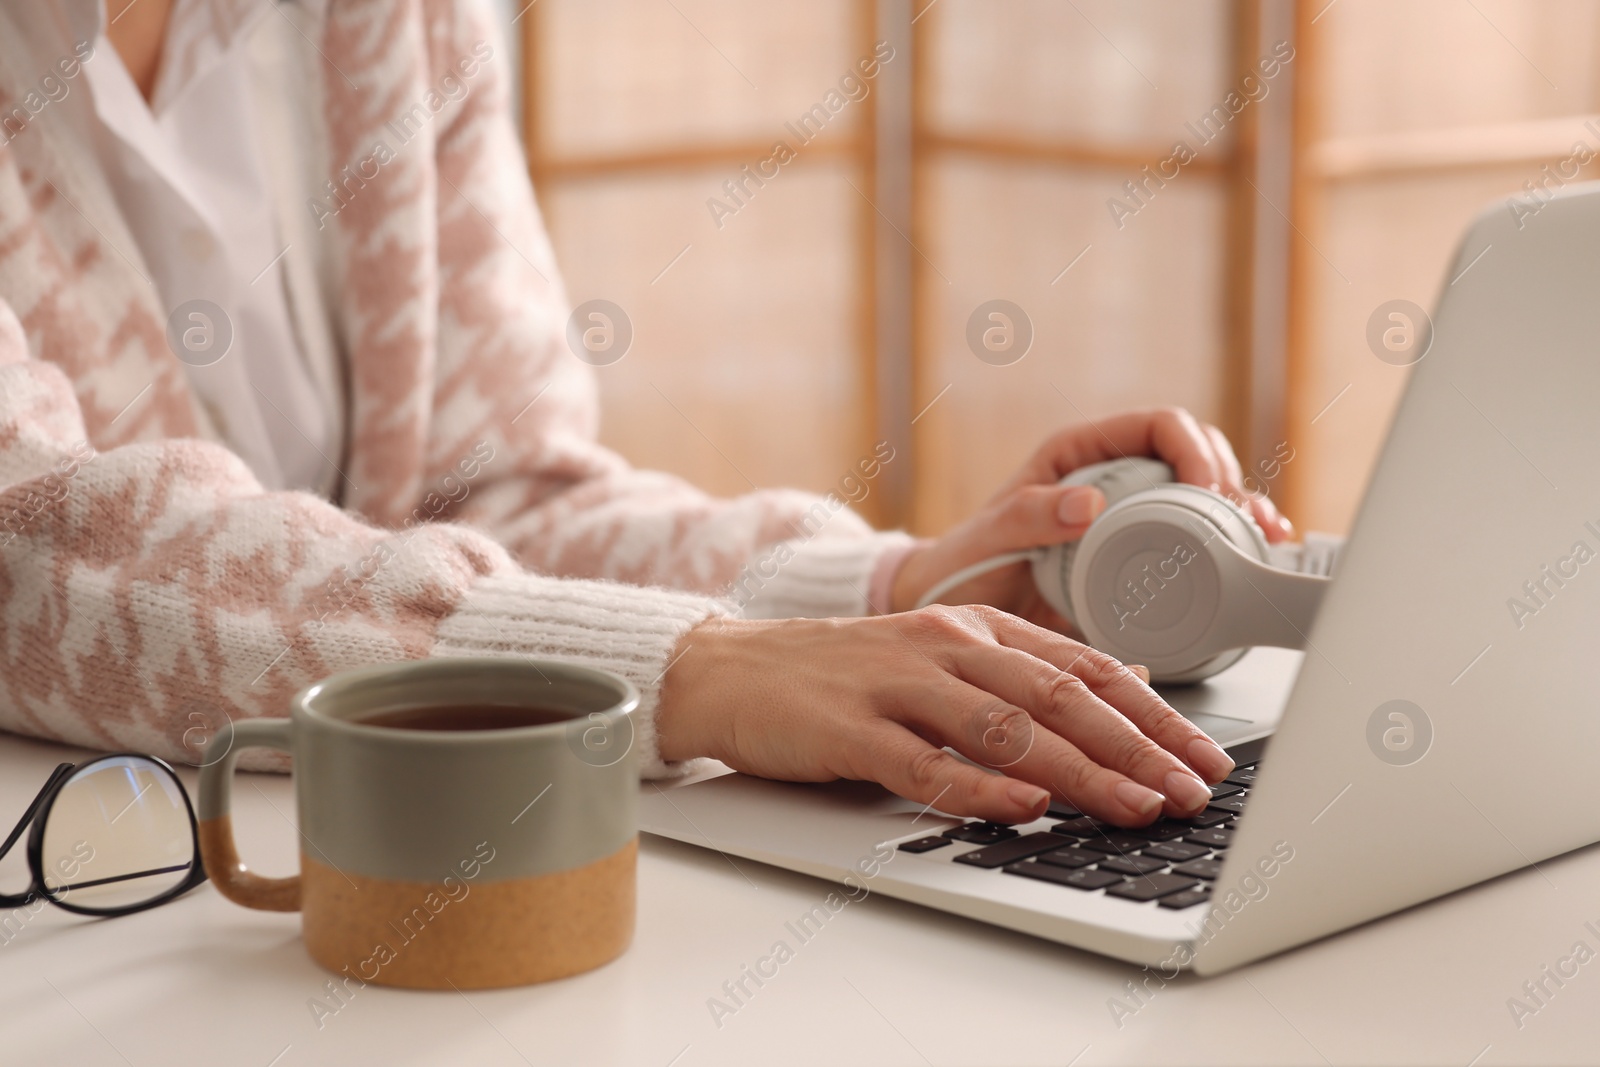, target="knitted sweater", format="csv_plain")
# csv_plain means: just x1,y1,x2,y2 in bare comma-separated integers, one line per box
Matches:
0,0,909,775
